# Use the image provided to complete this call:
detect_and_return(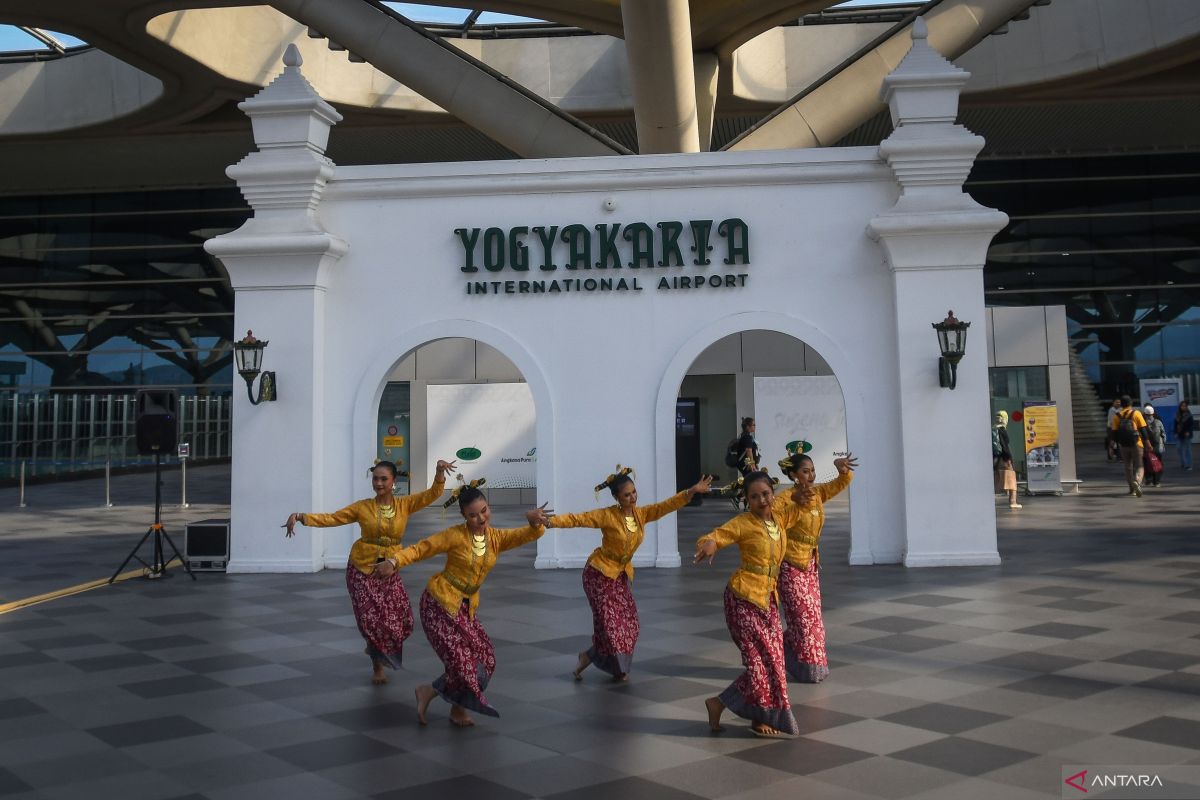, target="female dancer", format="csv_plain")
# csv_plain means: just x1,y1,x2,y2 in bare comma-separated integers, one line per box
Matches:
775,451,857,683
283,458,456,684
694,470,810,737
547,467,713,682
392,479,550,727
